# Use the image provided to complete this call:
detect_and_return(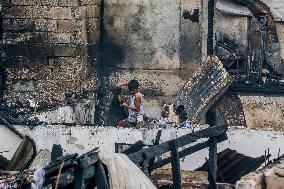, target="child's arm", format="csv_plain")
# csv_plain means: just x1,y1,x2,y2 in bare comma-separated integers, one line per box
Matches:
122,95,141,112
115,80,129,88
